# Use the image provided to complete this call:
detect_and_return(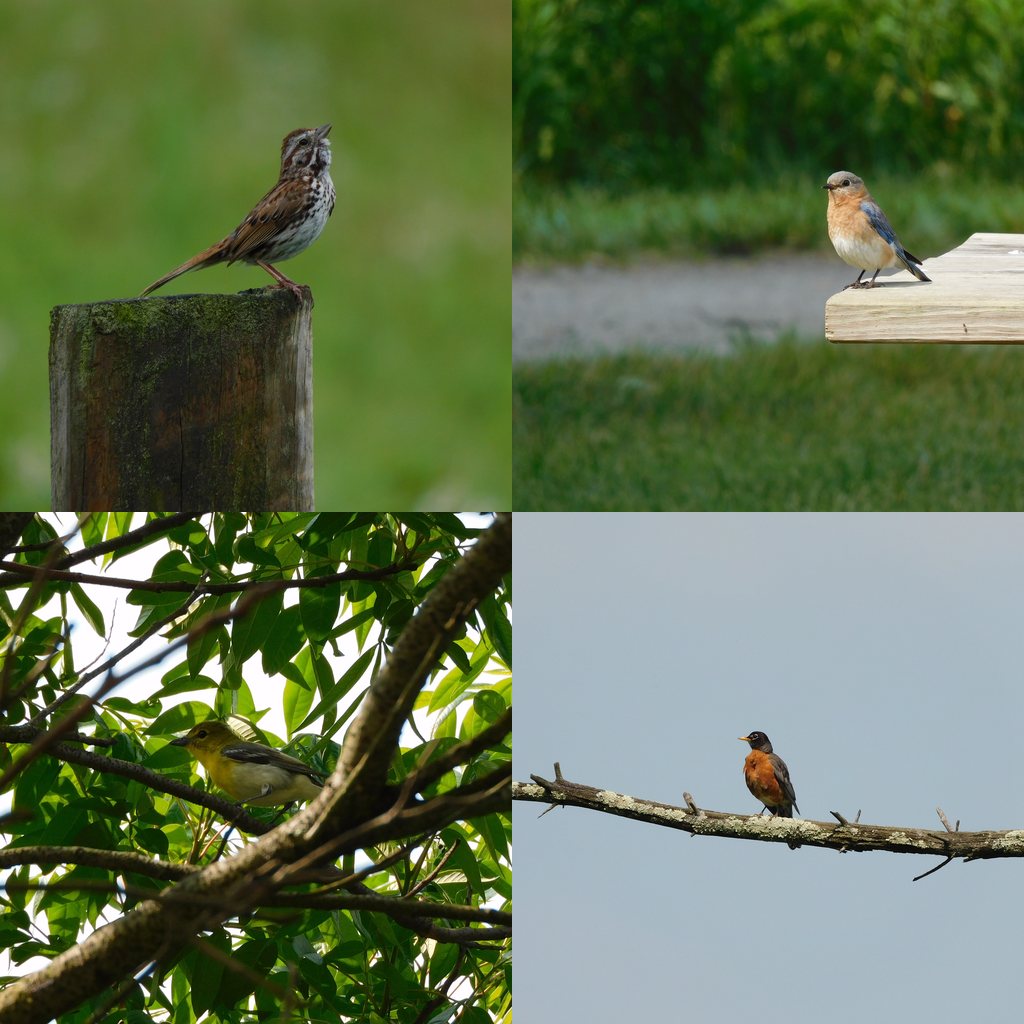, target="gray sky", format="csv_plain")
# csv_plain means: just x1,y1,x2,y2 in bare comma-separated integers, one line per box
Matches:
515,513,1023,1024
